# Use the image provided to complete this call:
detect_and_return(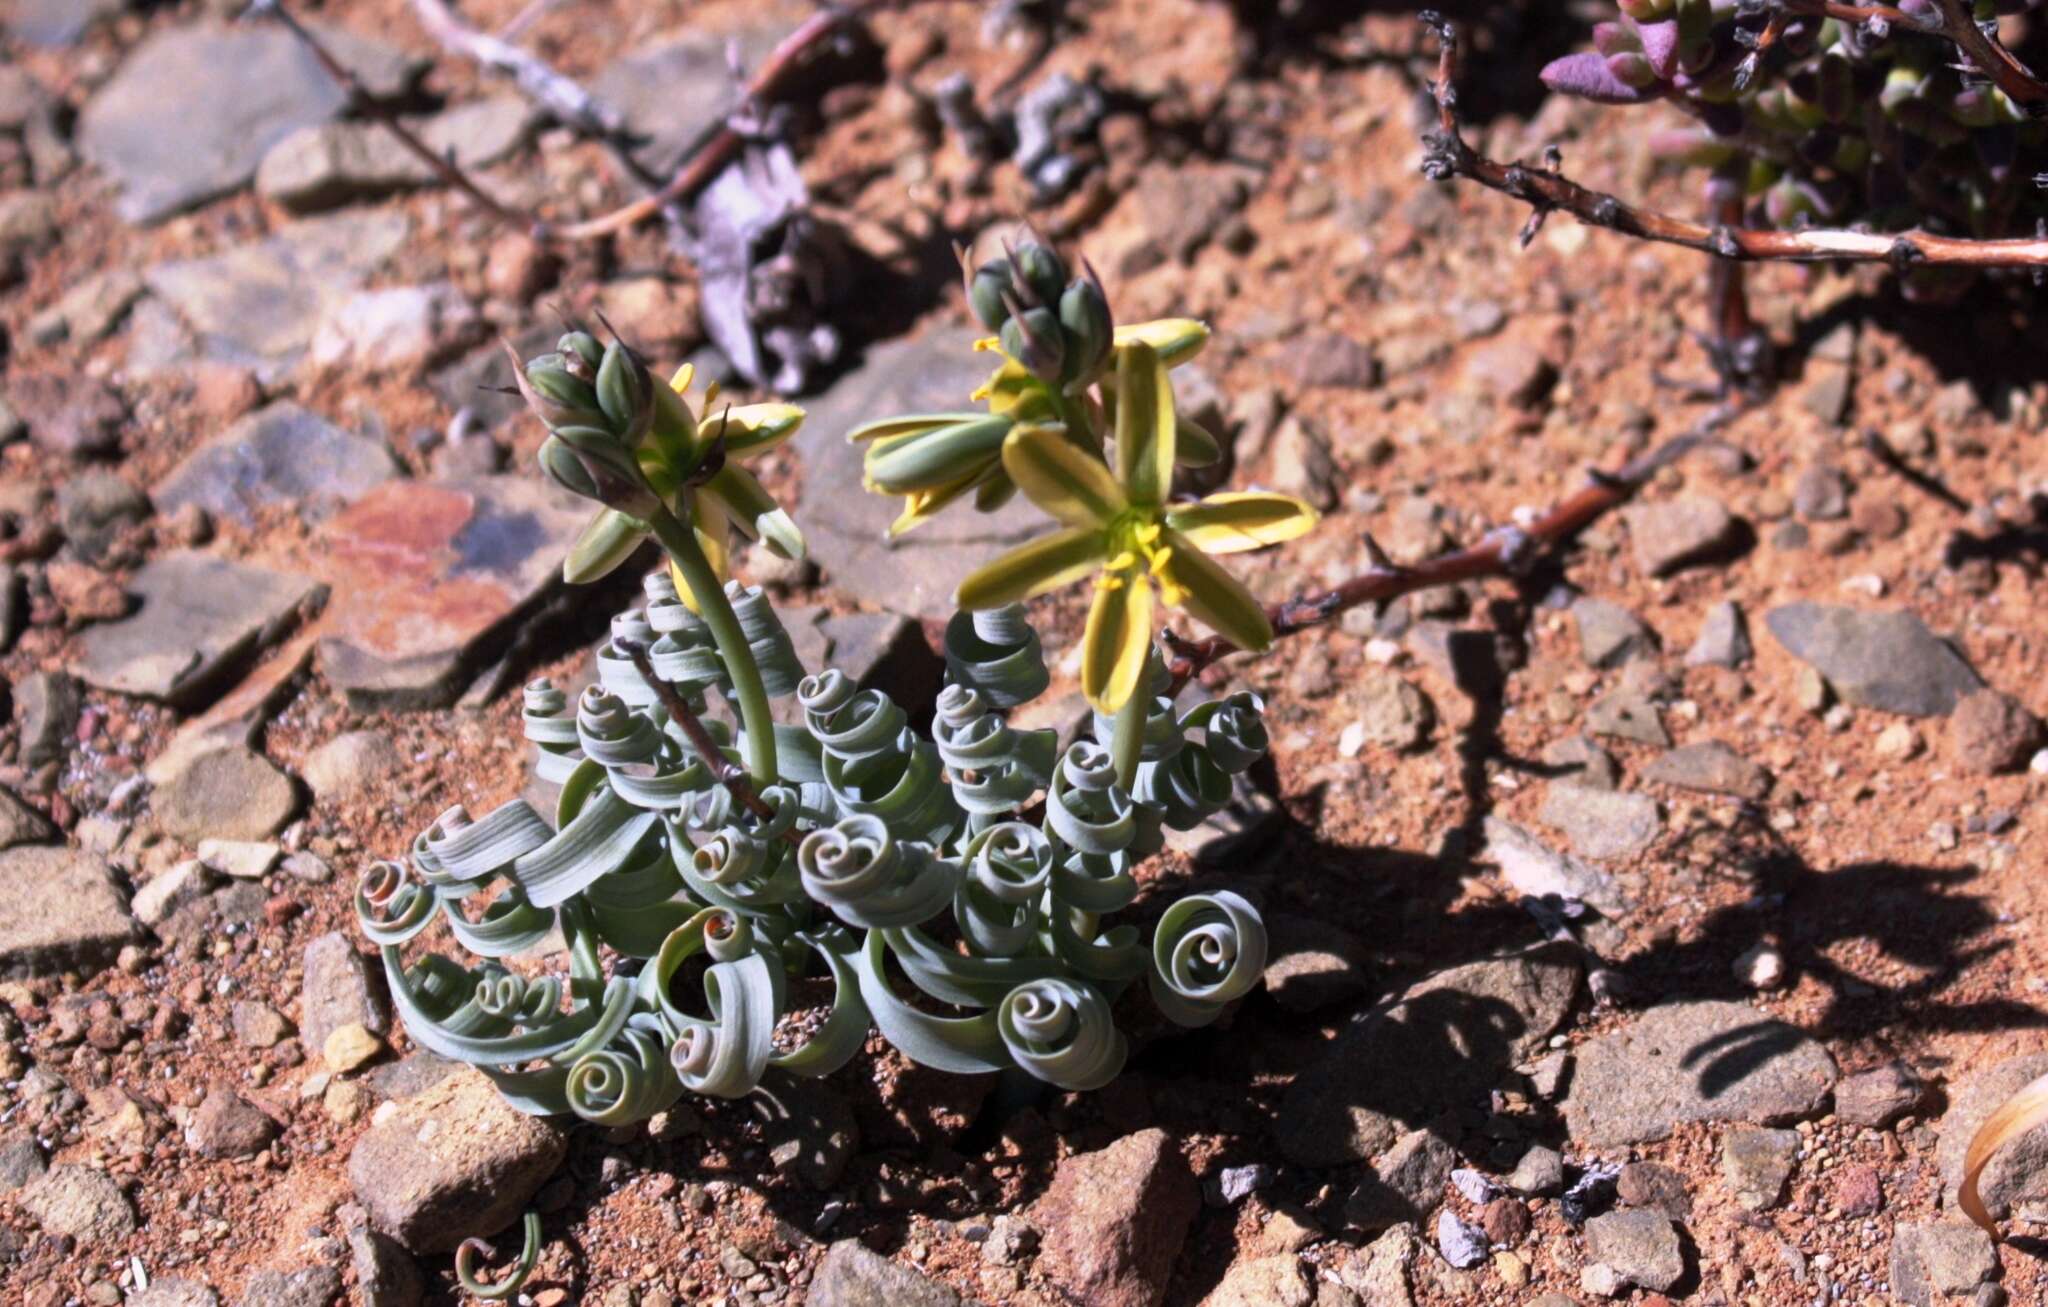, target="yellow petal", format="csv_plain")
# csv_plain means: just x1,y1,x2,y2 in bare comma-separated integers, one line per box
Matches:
669,362,696,394
847,412,987,445
563,508,650,584
1153,529,1273,652
1001,424,1126,529
887,467,990,538
1114,342,1175,507
706,402,805,457
1166,493,1321,555
1113,318,1209,367
1081,566,1154,714
955,527,1108,609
